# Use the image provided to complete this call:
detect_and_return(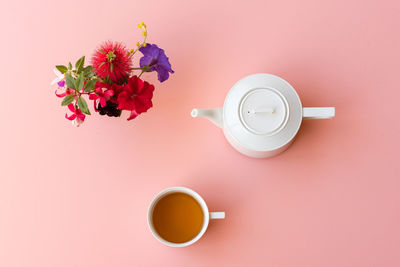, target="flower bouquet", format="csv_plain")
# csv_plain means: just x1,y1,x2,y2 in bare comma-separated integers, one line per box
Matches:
51,22,173,126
